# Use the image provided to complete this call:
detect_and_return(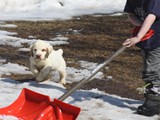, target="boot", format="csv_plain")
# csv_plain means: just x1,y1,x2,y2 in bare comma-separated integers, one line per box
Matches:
137,83,160,116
